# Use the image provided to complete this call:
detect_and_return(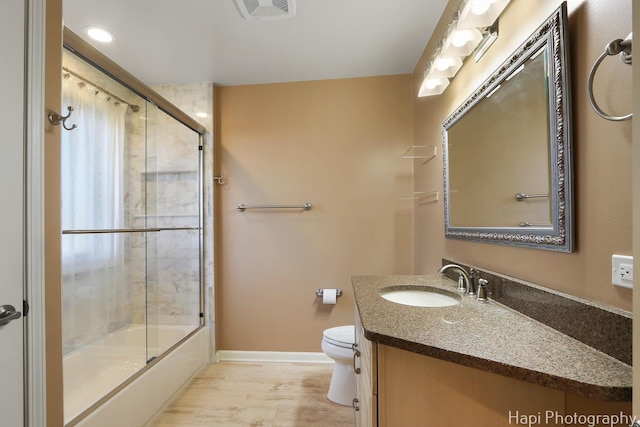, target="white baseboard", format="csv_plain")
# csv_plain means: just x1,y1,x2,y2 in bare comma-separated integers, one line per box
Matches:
215,350,333,364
